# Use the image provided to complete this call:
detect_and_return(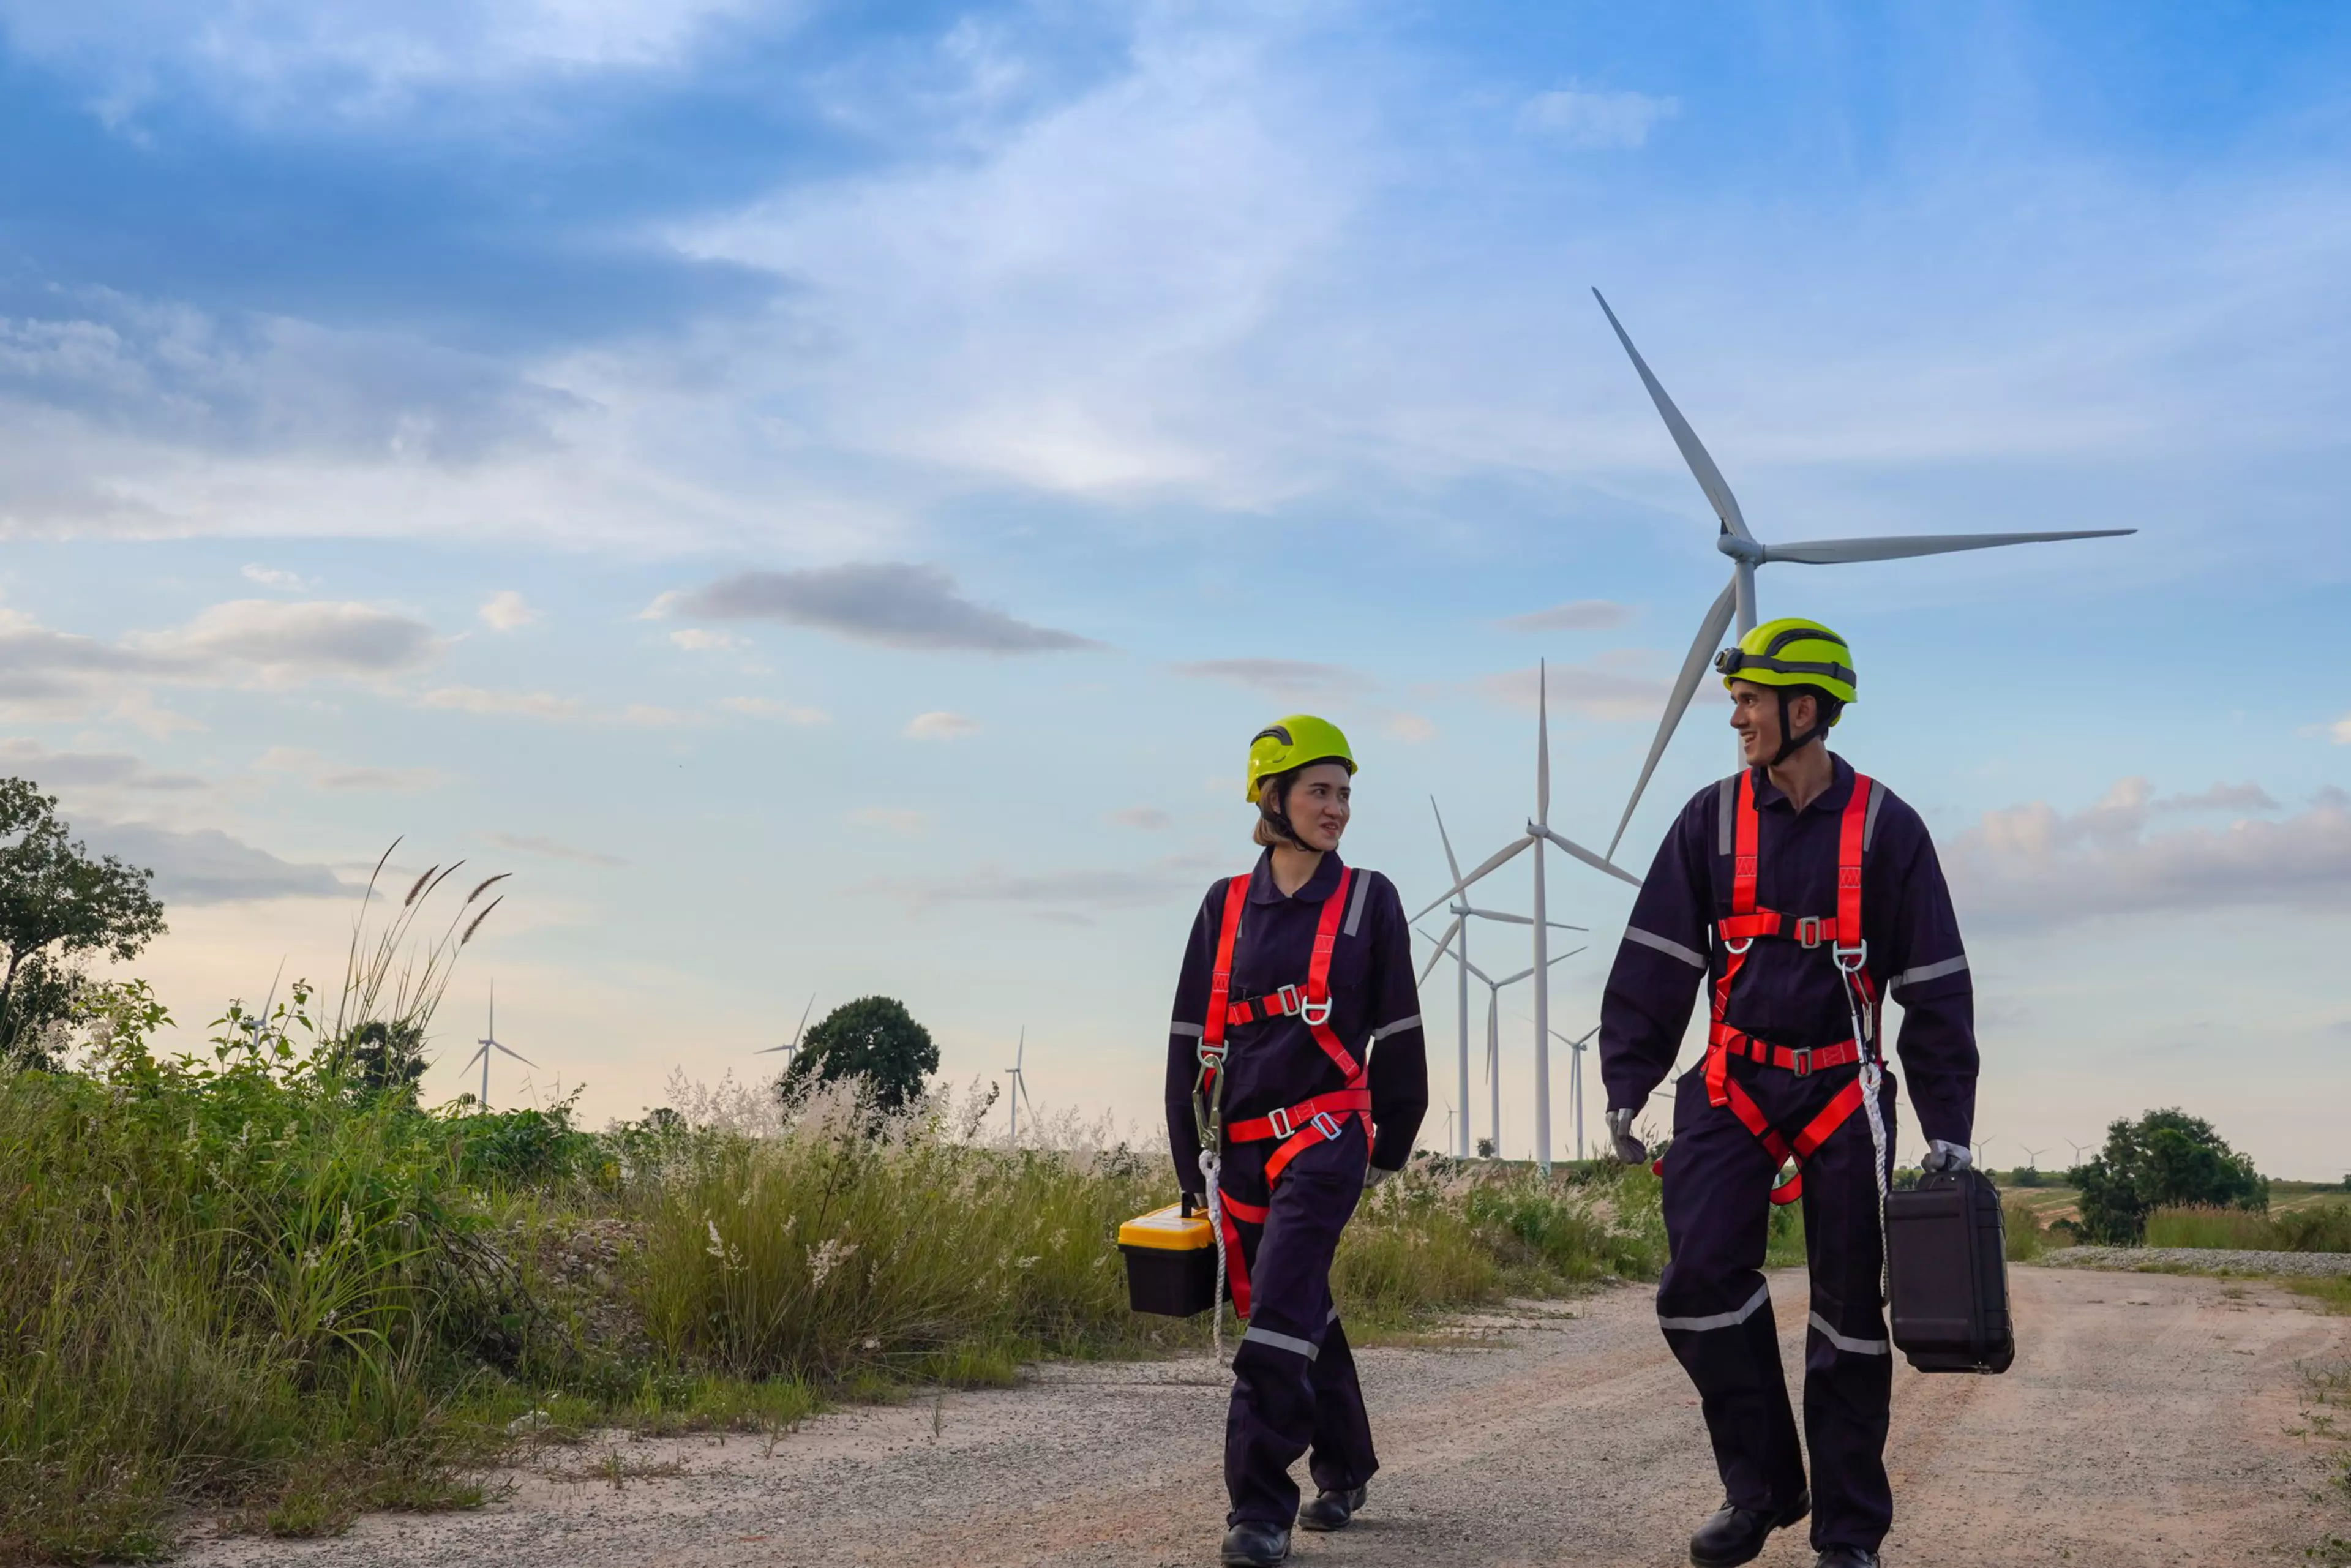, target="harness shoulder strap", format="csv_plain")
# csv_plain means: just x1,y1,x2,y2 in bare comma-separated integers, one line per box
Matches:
1202,874,1250,1052
1731,769,1760,915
